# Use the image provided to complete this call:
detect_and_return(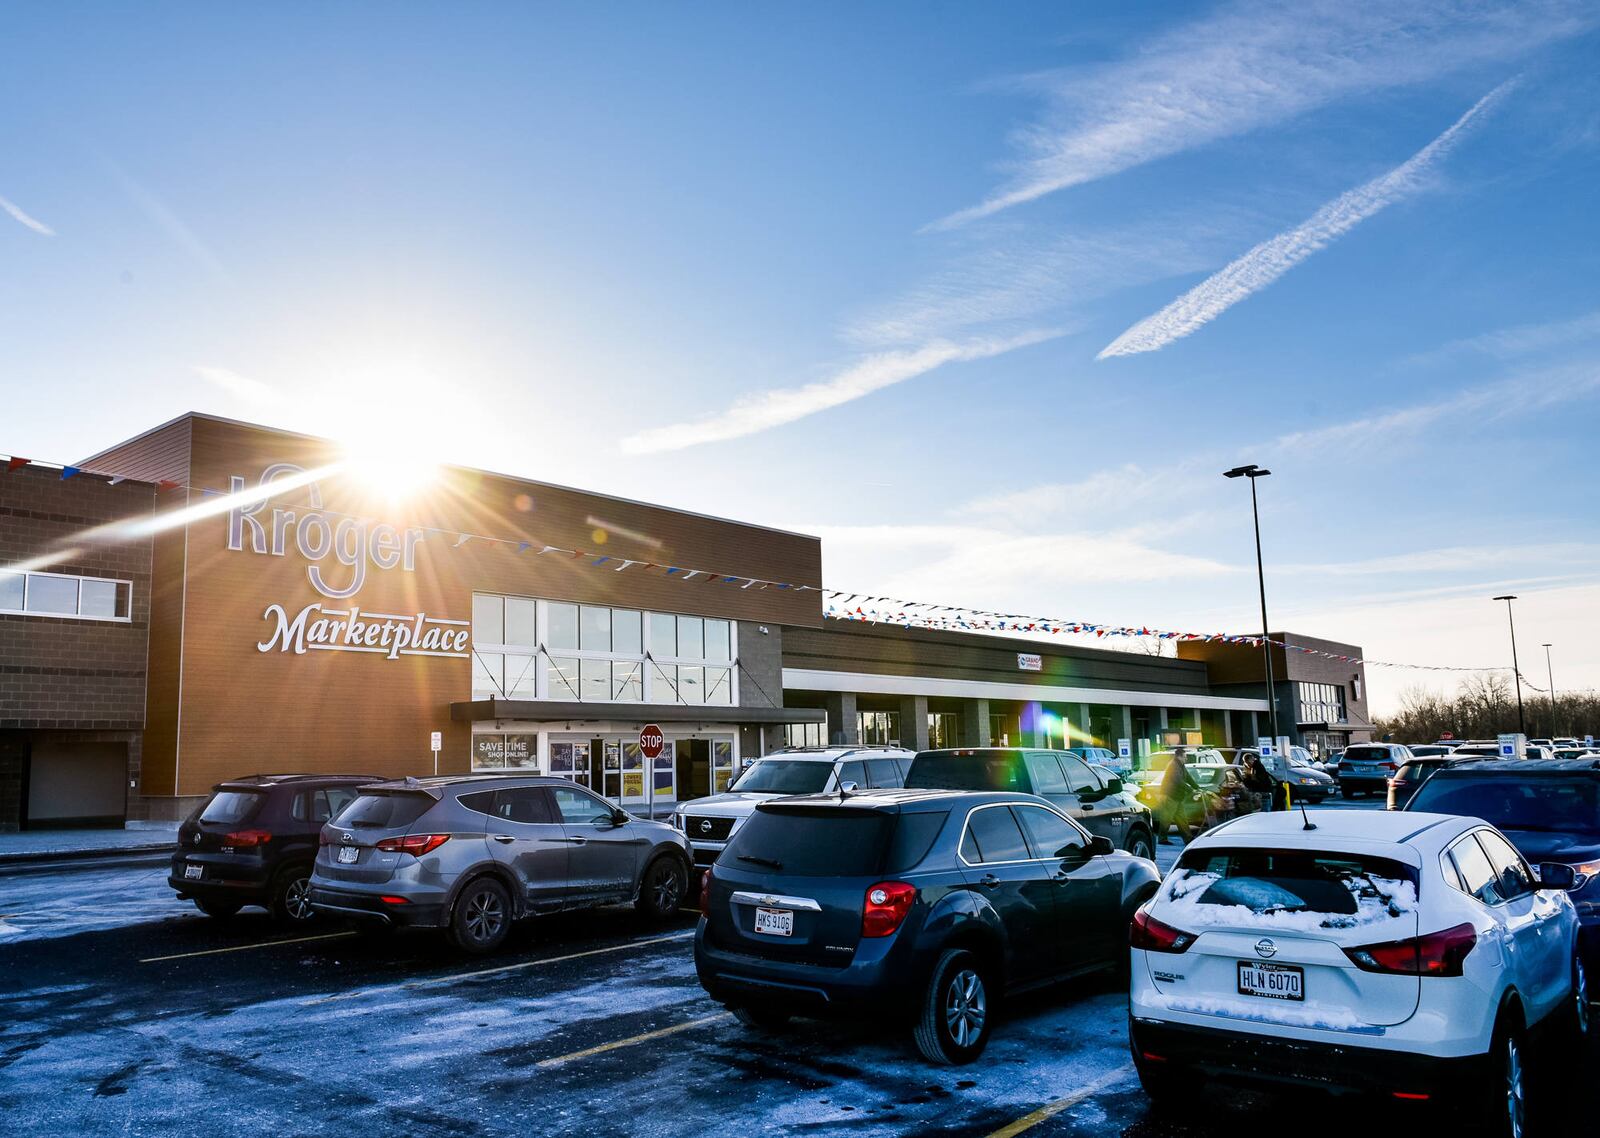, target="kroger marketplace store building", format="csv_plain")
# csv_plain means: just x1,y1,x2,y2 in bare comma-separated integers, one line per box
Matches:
0,413,1369,831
